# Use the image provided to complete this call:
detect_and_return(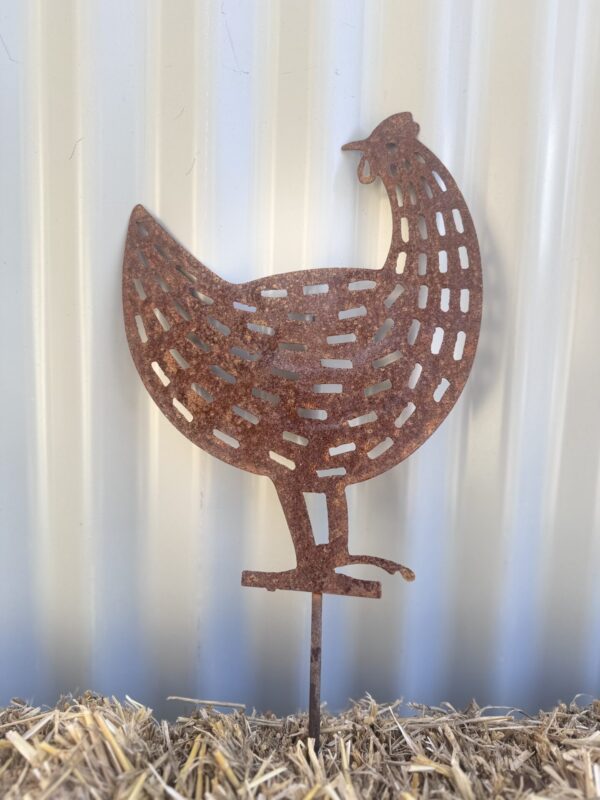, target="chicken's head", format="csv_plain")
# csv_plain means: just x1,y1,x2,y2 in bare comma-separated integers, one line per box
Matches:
342,112,420,184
